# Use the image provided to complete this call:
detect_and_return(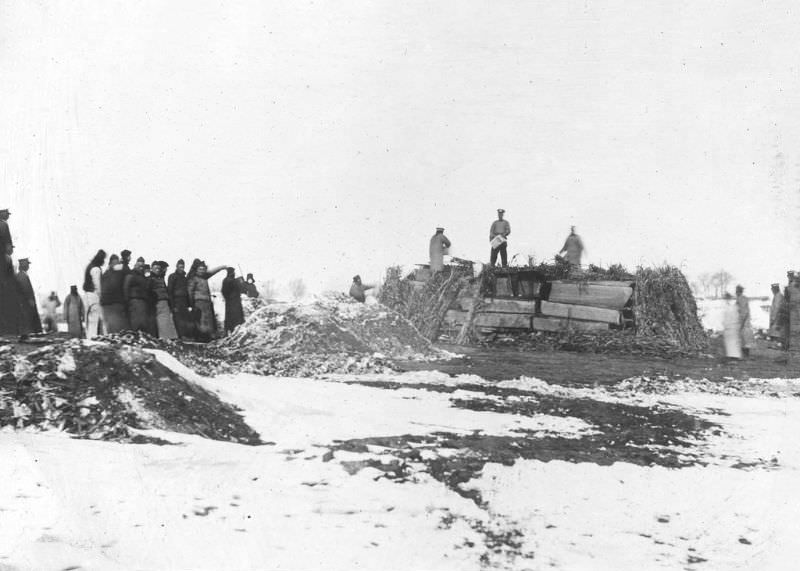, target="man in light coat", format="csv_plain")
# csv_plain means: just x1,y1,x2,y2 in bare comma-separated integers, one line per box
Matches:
736,284,755,358
429,227,451,273
489,209,510,267
559,226,585,269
